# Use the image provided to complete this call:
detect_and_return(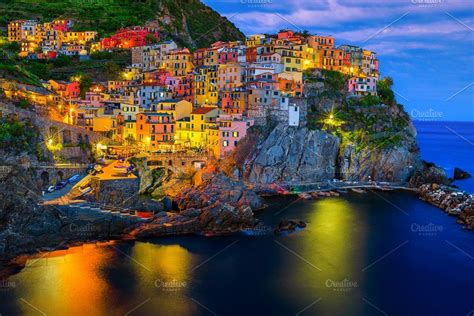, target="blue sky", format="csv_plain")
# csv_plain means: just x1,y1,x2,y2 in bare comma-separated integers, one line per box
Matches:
202,0,474,121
